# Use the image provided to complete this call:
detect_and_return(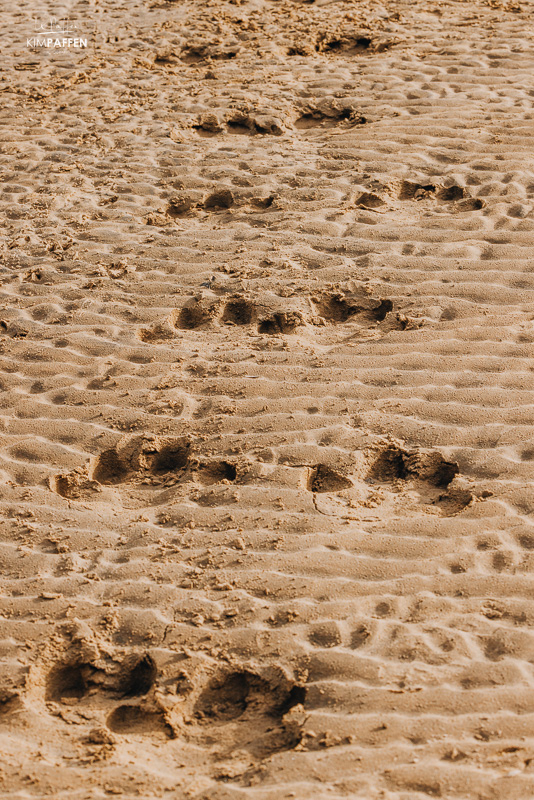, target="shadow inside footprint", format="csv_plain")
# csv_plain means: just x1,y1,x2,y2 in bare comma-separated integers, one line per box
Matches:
197,460,237,484
437,185,465,201
46,662,89,702
313,292,364,322
120,654,157,698
222,298,256,325
399,181,436,200
369,445,406,481
313,291,392,325
107,705,172,738
316,34,373,54
150,443,189,474
258,311,304,334
203,190,234,210
296,106,365,129
369,446,459,487
89,436,191,486
309,464,352,492
90,449,128,485
176,298,221,329
195,669,305,722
